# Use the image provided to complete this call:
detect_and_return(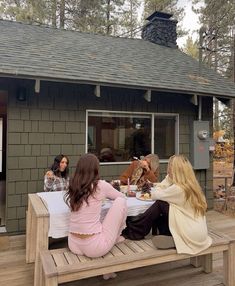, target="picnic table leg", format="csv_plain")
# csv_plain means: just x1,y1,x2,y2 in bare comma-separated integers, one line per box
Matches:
223,241,235,286
190,256,202,267
201,254,212,273
34,216,49,286
34,253,44,286
45,277,58,286
34,253,58,286
26,199,36,263
36,251,58,286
